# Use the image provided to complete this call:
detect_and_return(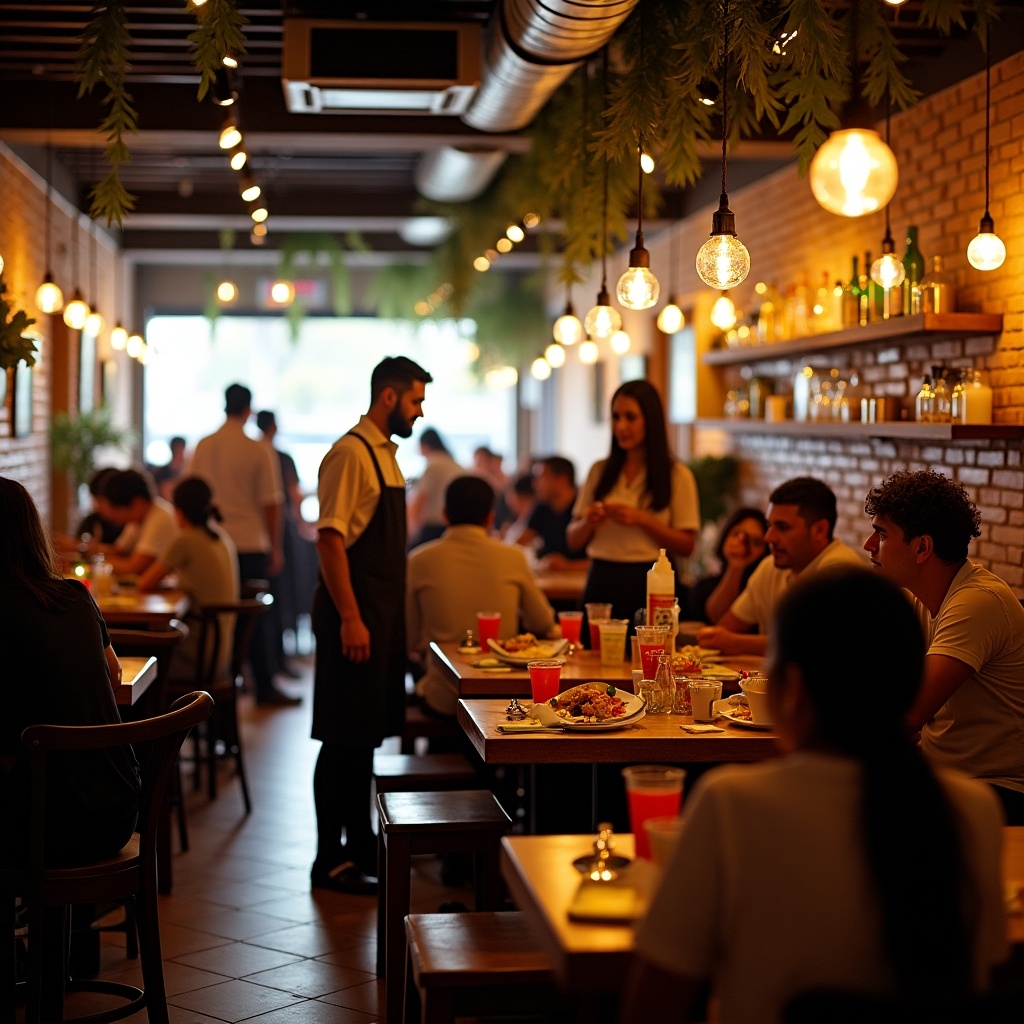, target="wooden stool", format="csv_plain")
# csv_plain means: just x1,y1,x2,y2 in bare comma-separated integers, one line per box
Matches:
400,706,462,754
376,790,511,1024
373,752,476,795
404,911,562,1024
